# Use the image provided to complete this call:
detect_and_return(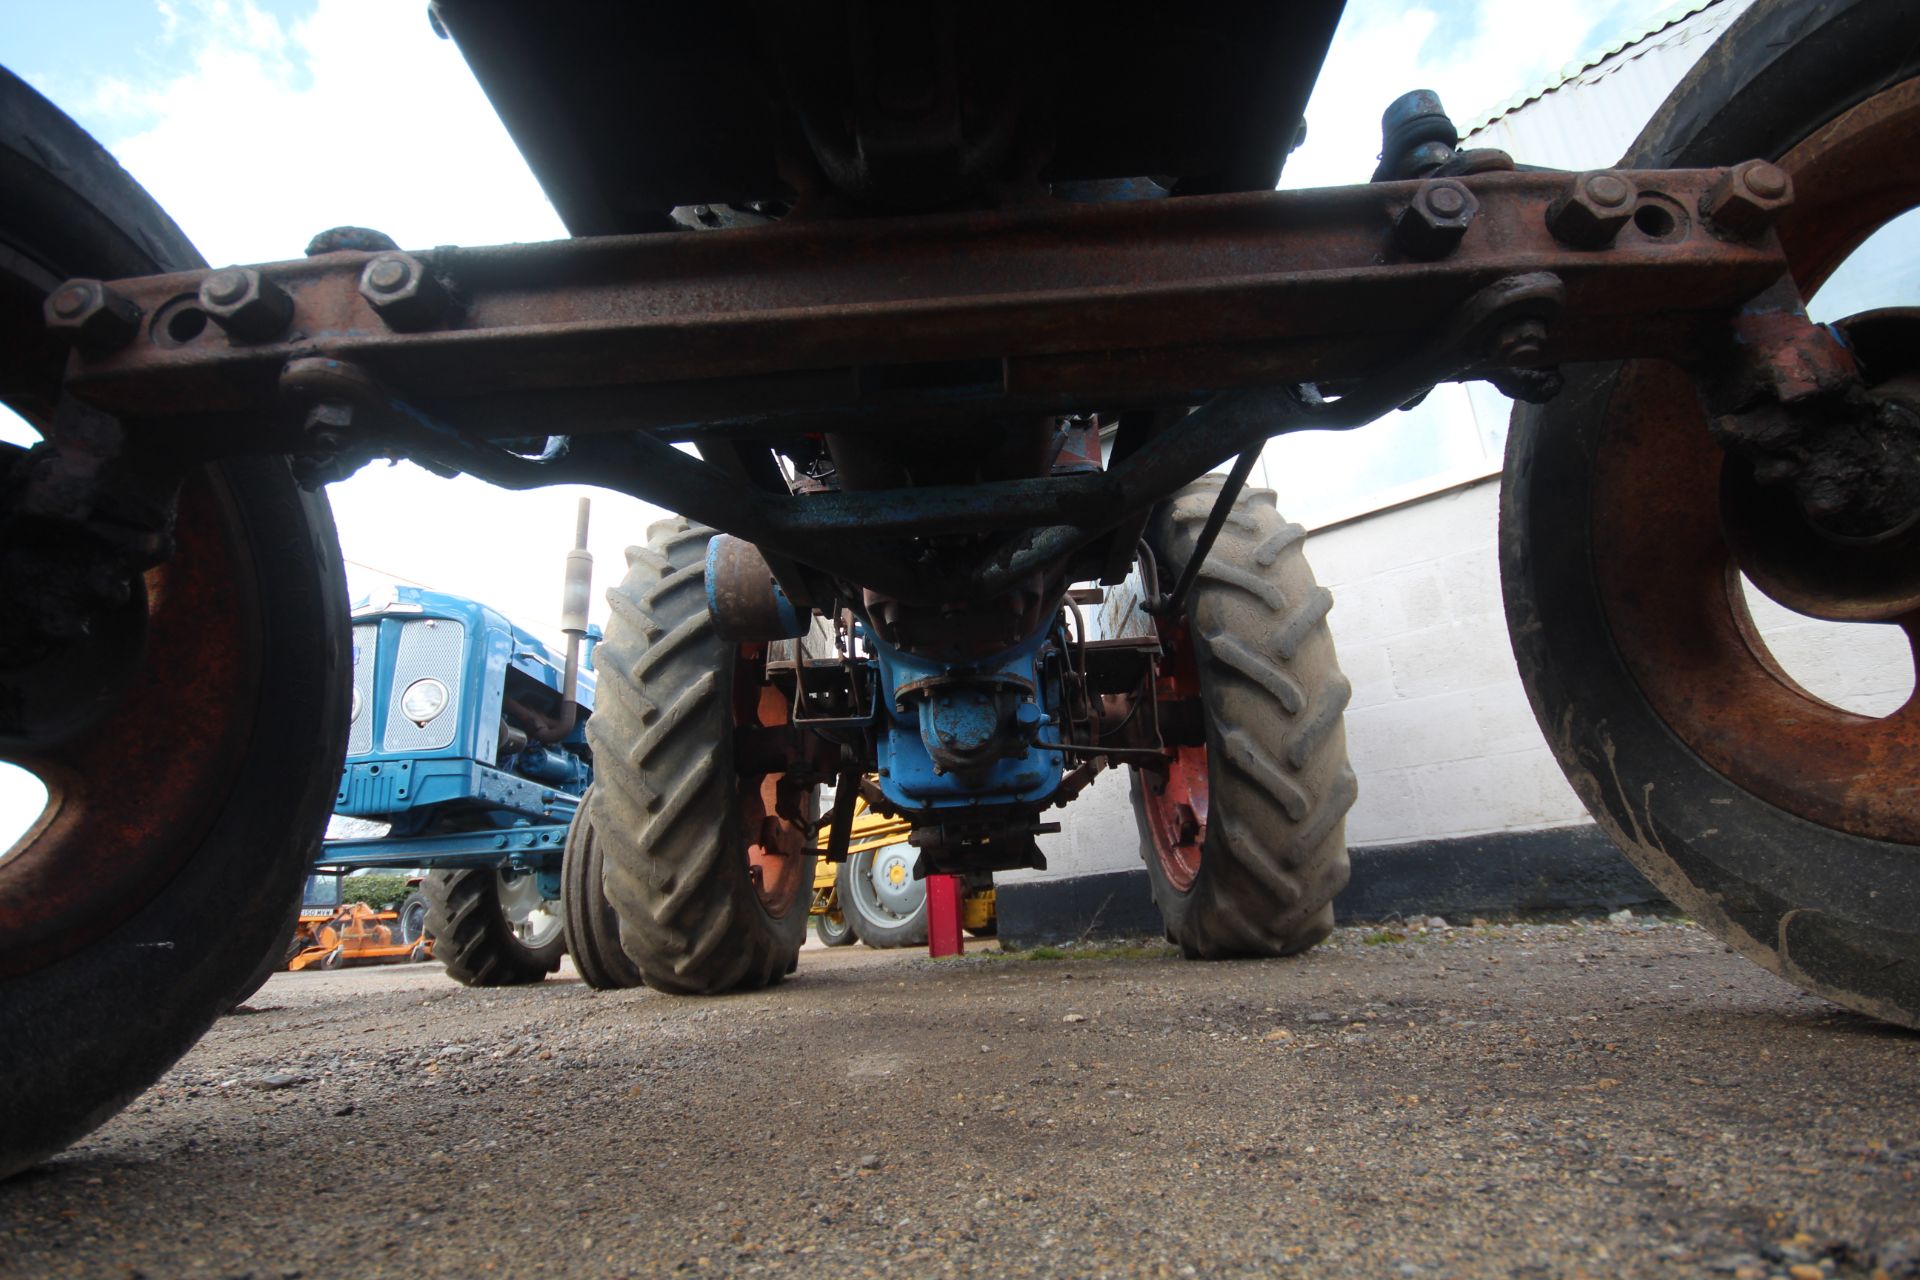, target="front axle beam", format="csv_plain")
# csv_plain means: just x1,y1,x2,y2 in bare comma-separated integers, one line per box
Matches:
43,166,1796,602
58,167,1786,437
